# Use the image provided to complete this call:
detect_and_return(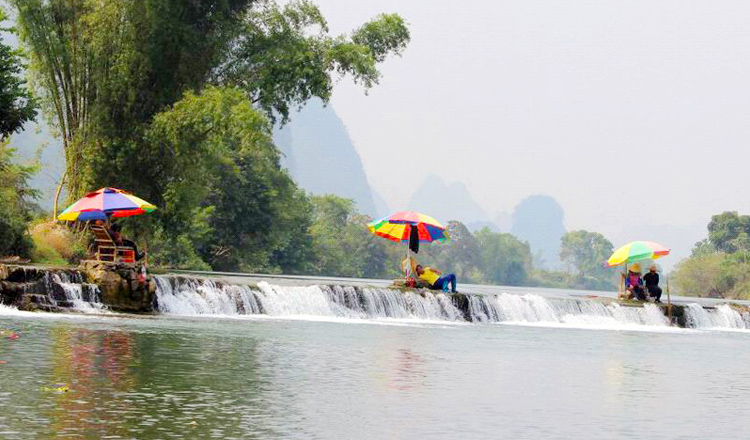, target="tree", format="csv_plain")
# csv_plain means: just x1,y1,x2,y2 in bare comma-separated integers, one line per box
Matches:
11,0,253,208
690,239,716,257
707,211,750,254
475,228,532,286
672,253,727,297
308,195,400,278
559,230,614,278
219,1,409,122
419,220,482,283
11,0,410,205
142,86,314,271
0,138,38,257
0,7,36,138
